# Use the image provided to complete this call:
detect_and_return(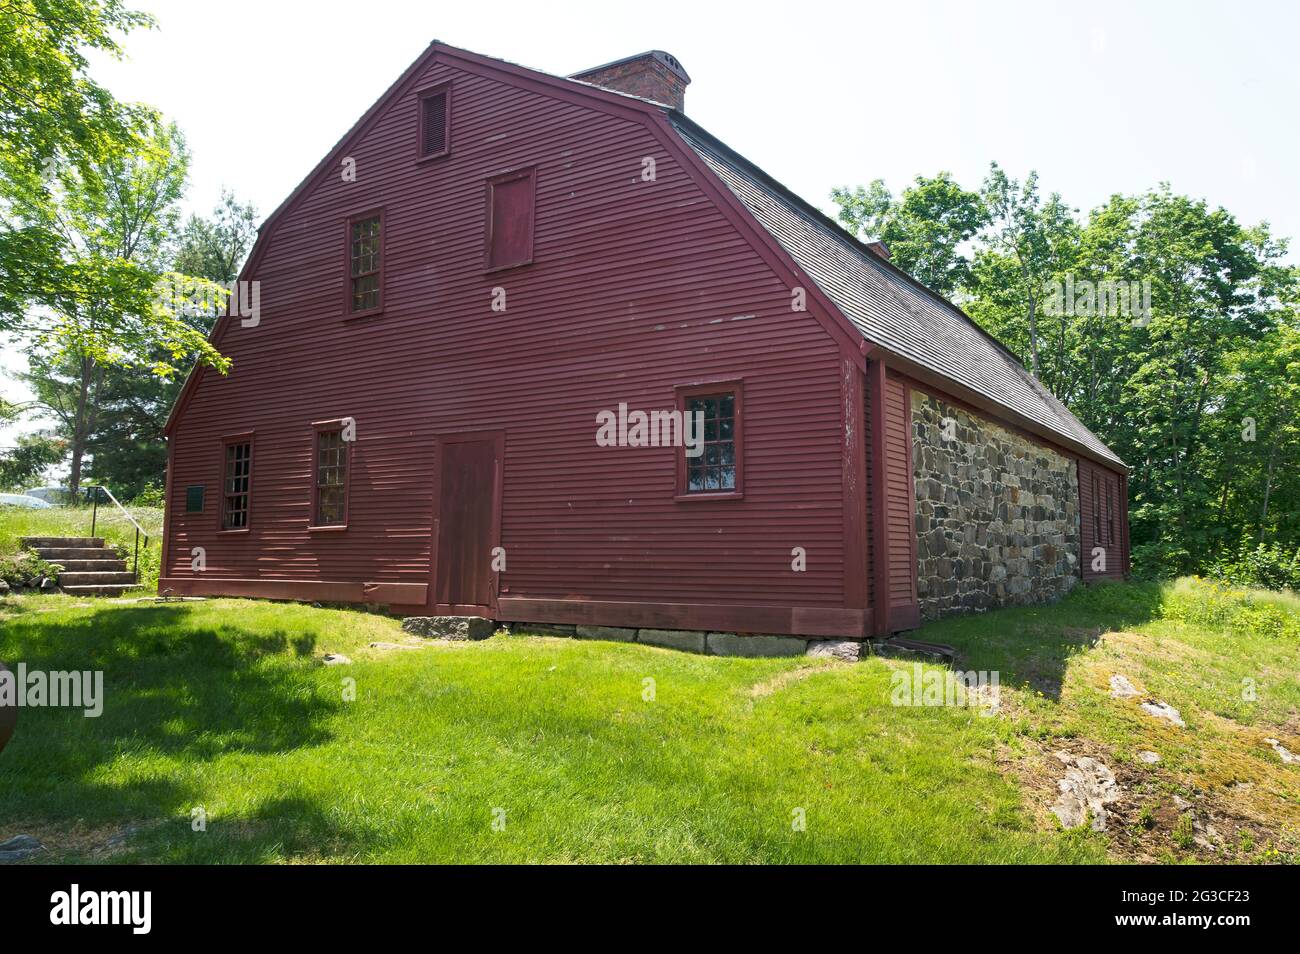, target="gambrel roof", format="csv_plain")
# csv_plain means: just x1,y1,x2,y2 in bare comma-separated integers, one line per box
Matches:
667,115,1125,468
168,40,1125,470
